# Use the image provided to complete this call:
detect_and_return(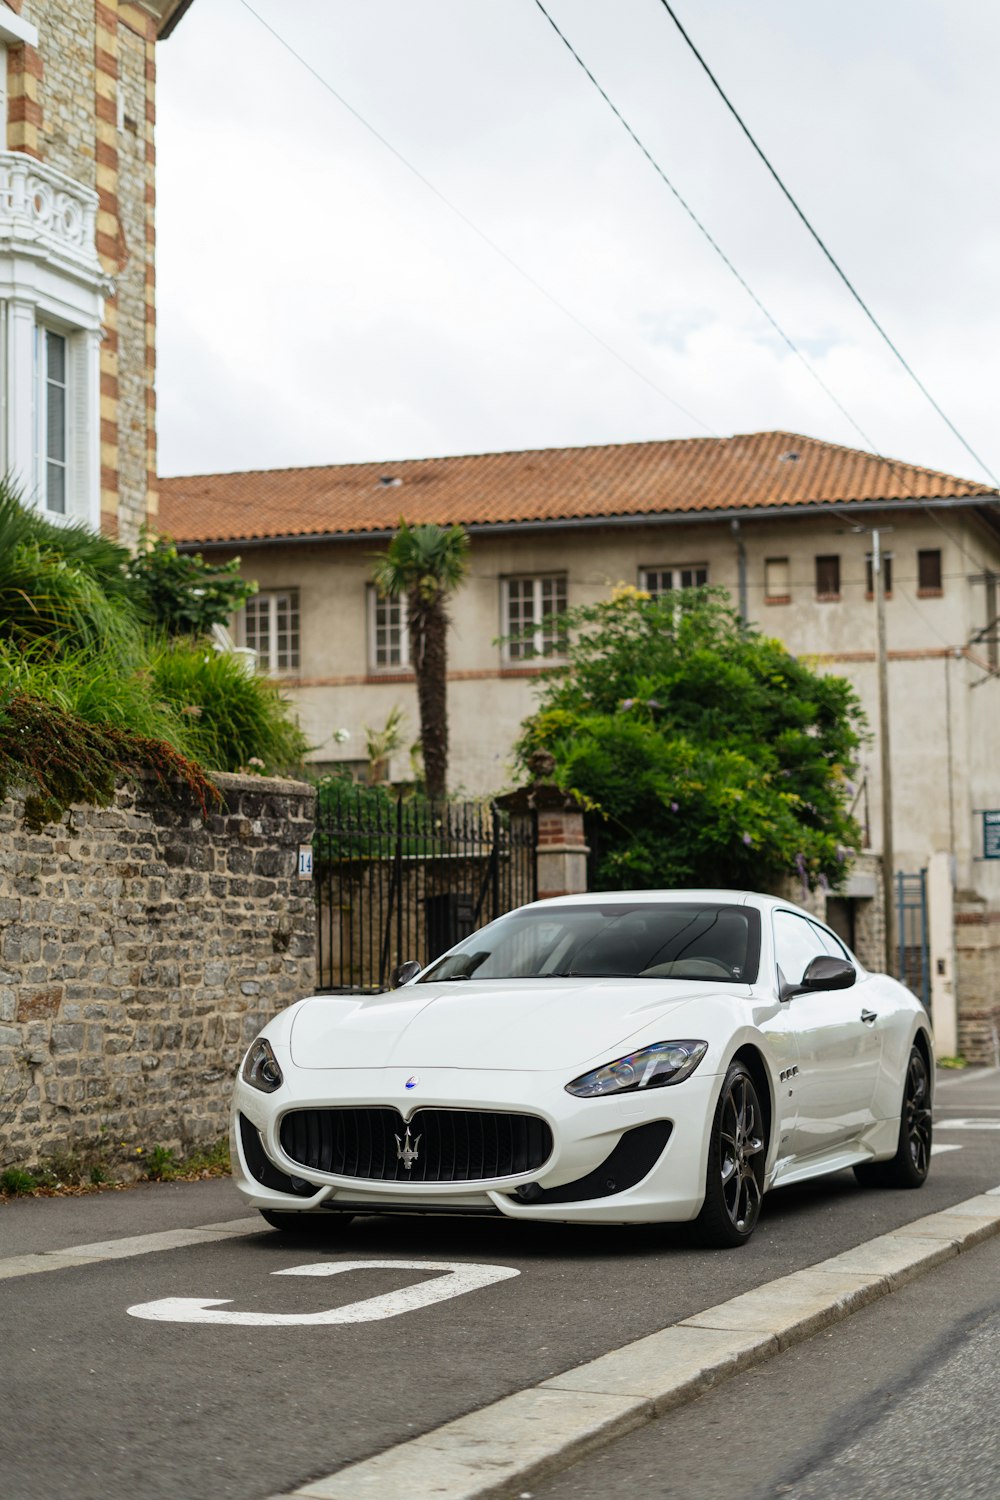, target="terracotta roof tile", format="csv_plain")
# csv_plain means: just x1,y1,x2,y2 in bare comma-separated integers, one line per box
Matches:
157,431,998,545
